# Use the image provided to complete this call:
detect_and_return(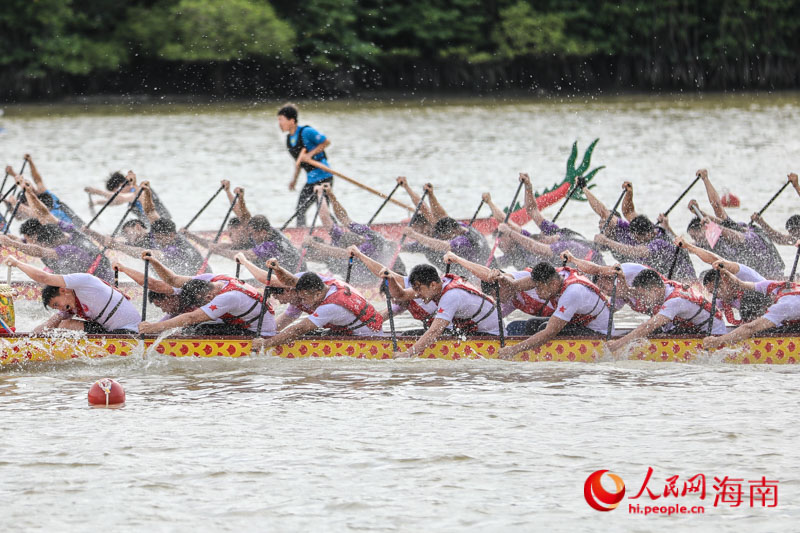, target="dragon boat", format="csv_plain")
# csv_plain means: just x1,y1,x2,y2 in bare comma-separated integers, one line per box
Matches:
1,332,798,365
